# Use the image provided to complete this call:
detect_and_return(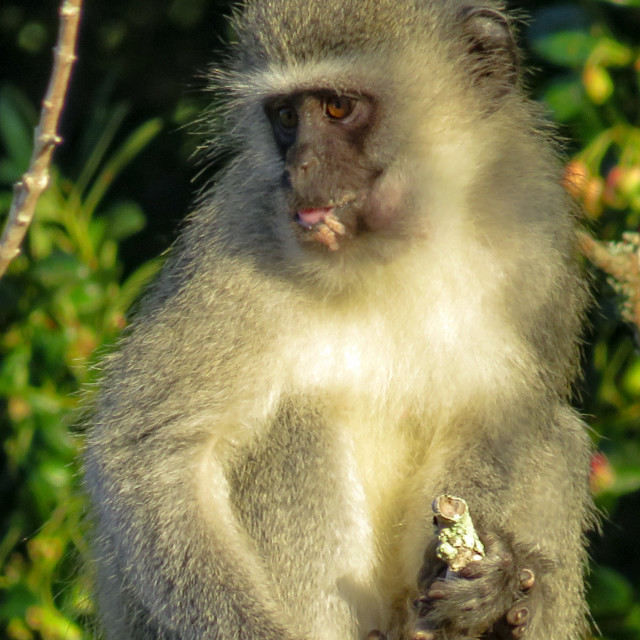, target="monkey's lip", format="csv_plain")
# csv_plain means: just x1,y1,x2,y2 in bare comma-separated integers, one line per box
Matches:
295,198,356,230
296,207,336,229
